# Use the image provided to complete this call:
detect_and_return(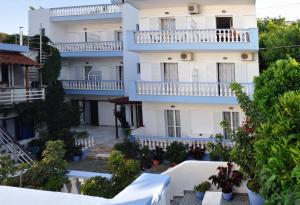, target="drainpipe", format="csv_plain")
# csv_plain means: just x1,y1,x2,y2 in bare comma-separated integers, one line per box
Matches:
115,104,119,139
19,27,23,46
